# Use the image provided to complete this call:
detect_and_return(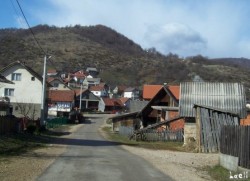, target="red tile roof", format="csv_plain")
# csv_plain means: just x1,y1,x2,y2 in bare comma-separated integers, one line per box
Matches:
74,88,88,96
102,98,123,107
48,90,75,102
90,85,105,91
119,97,130,105
168,85,180,100
143,85,162,100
